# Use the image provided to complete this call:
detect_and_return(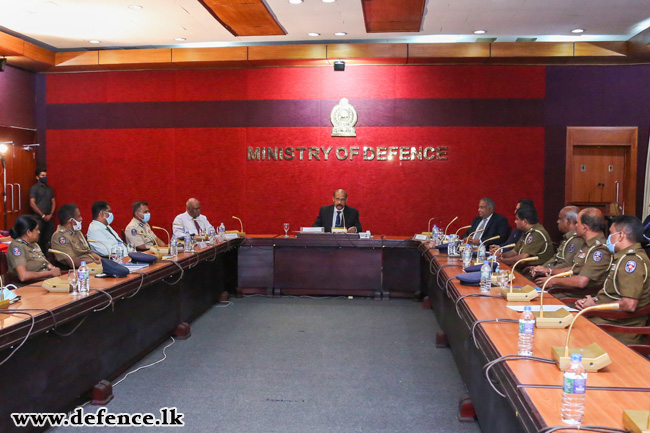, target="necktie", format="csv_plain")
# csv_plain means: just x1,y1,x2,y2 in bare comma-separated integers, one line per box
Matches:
474,219,487,240
335,211,342,227
193,219,202,234
106,226,120,241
